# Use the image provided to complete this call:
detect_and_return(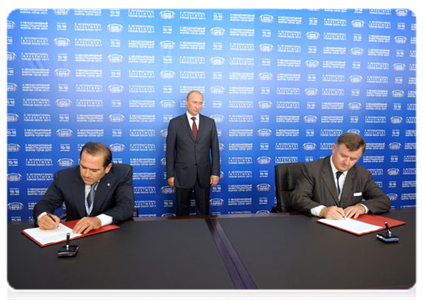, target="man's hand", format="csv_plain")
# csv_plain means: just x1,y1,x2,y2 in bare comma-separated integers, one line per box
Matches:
320,206,345,220
38,214,60,230
167,177,175,187
210,175,219,186
344,205,366,219
73,217,102,234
